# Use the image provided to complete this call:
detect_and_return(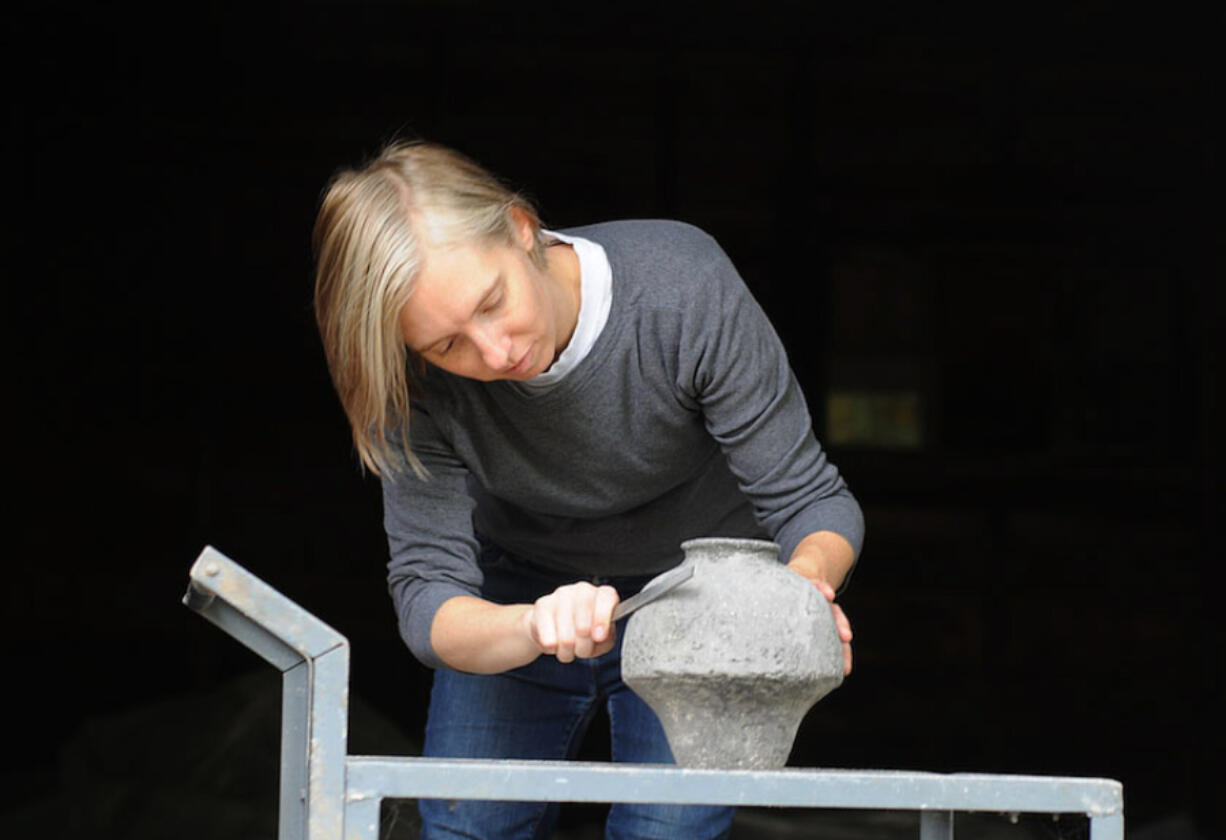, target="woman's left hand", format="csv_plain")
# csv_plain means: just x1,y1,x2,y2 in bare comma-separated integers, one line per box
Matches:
806,576,853,676
787,531,856,676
